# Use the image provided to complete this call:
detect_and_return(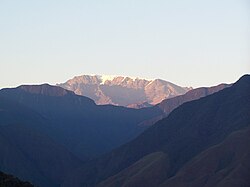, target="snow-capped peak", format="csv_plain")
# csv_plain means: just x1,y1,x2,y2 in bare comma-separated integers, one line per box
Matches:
98,75,118,84
94,75,154,84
